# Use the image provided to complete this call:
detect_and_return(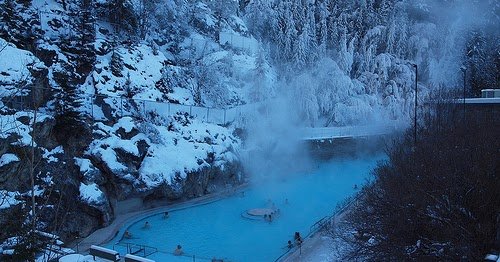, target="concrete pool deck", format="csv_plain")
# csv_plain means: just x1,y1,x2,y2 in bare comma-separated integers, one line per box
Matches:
70,184,248,254
282,233,335,262
281,197,357,262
